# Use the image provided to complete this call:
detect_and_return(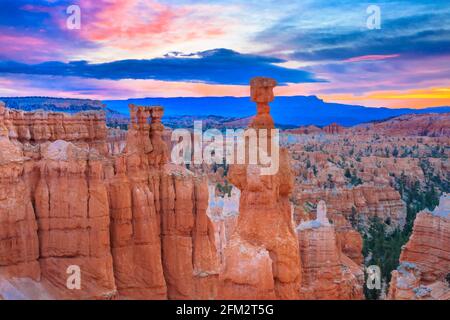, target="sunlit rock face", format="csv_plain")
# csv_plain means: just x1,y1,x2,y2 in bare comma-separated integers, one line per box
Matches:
352,113,450,137
0,105,115,299
0,135,40,282
0,103,219,299
219,77,301,299
103,105,219,300
322,123,344,135
297,202,364,300
0,79,373,300
388,194,450,300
